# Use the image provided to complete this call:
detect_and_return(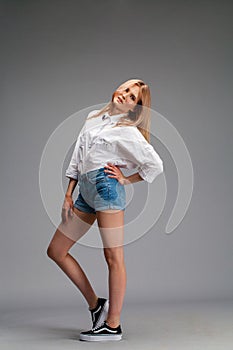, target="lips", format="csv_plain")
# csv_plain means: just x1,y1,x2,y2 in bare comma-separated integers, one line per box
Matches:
117,96,123,103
